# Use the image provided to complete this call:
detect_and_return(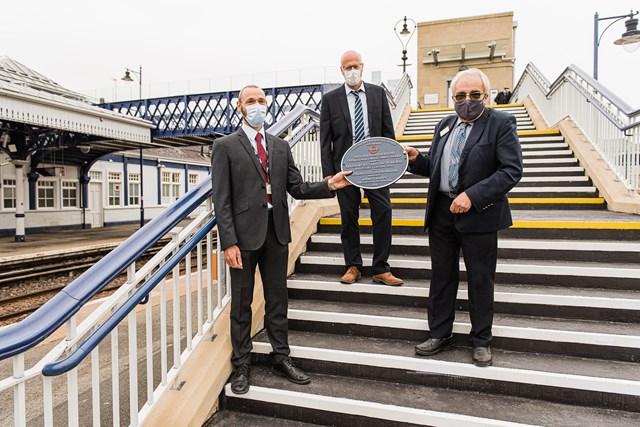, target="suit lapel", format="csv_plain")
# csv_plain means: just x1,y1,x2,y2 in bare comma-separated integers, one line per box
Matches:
338,85,353,137
459,108,490,167
266,132,275,179
237,128,265,181
364,82,374,132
